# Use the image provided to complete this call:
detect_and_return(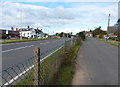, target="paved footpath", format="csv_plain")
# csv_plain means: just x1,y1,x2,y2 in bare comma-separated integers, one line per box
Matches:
72,38,118,85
